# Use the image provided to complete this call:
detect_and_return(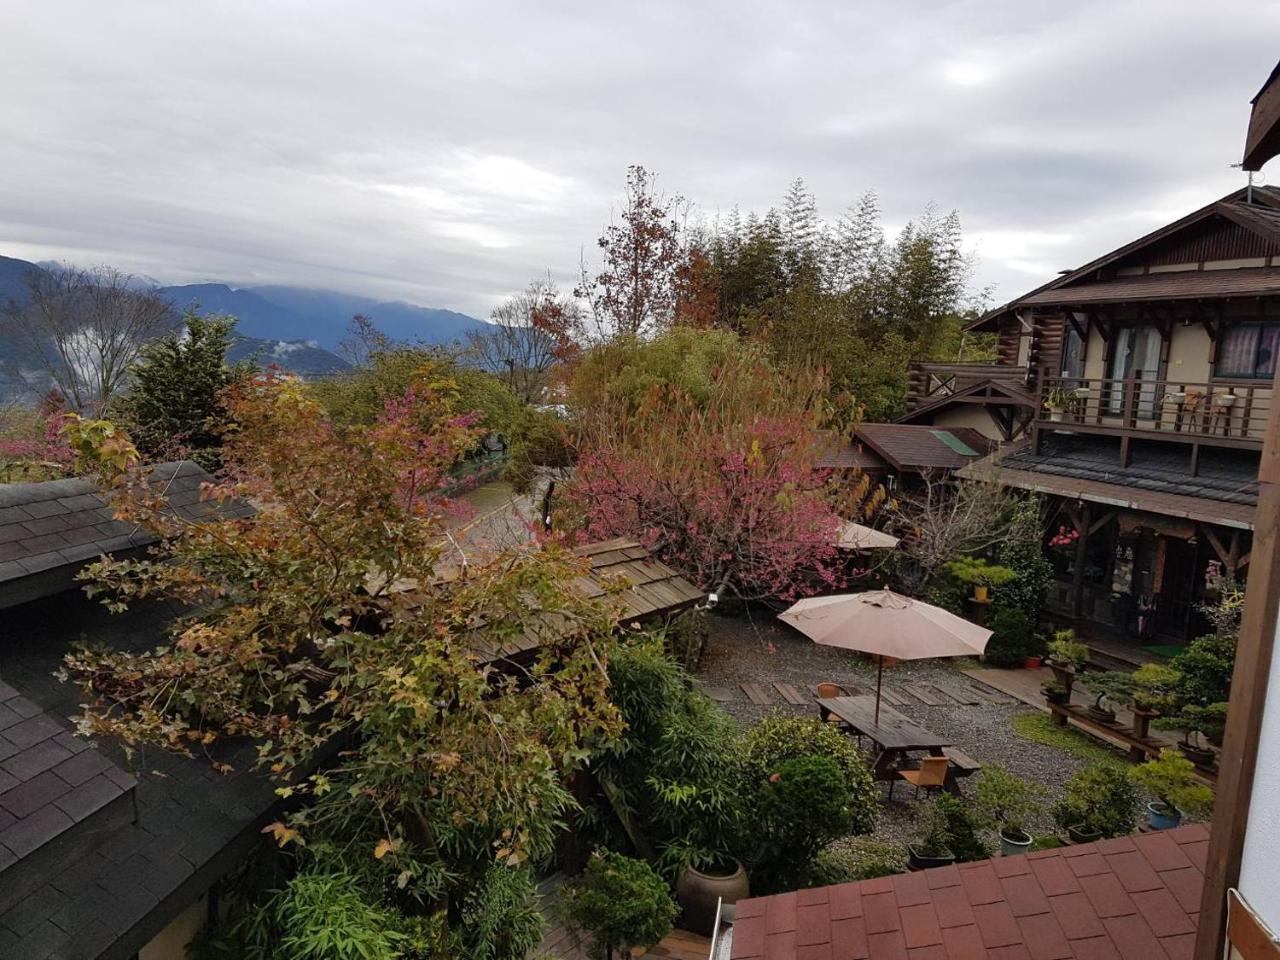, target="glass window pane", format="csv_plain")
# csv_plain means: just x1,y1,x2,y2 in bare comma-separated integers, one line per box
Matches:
1218,325,1261,378
1256,325,1280,377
